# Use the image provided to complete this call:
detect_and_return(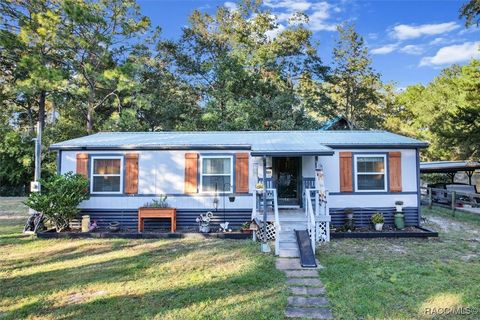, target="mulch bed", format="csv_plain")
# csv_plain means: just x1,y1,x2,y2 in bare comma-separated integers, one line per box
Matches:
331,226,438,239
36,228,253,240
